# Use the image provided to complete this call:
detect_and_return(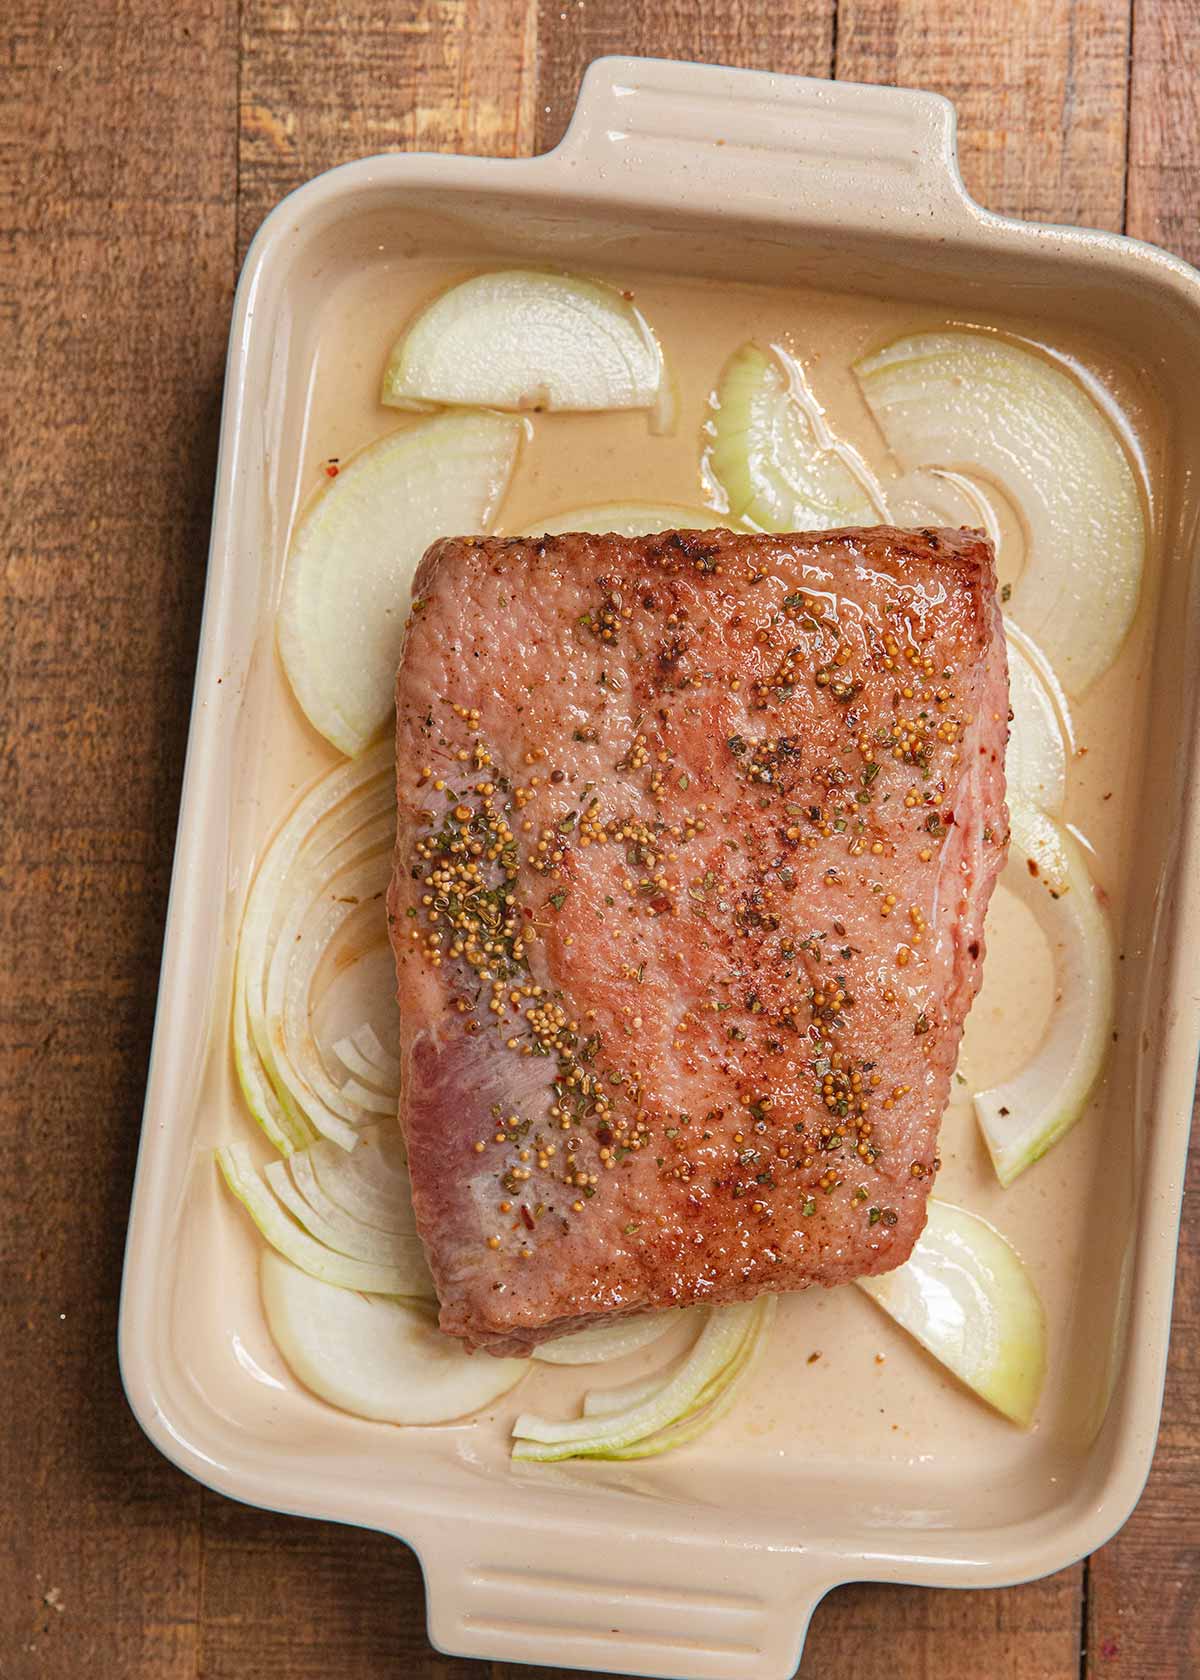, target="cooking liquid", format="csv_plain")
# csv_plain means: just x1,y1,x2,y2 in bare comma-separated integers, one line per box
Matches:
178,257,1167,1527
